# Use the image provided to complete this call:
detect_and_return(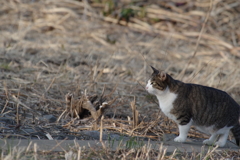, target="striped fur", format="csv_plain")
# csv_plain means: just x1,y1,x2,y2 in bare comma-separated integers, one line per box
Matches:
146,66,240,147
